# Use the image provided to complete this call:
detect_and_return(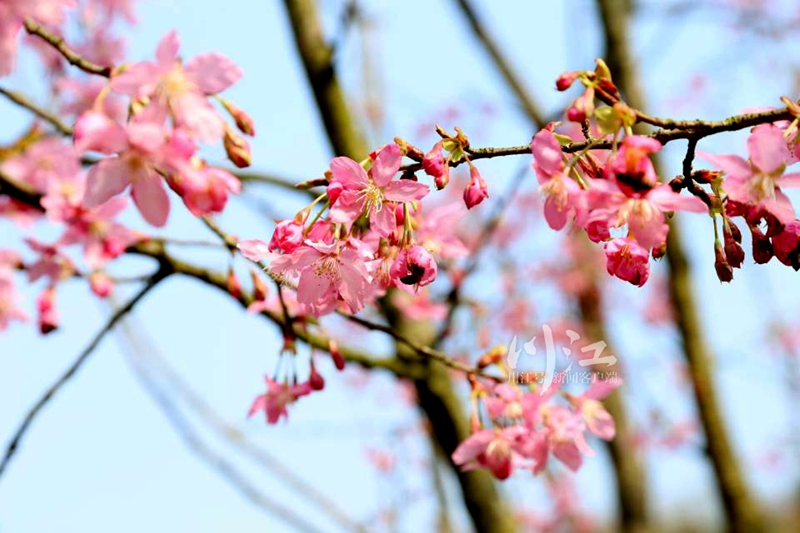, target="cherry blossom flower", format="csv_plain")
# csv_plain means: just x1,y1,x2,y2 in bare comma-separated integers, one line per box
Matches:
74,111,191,226
1,138,81,192
248,376,313,424
569,375,621,440
603,237,650,286
110,30,243,142
271,239,372,316
328,144,429,237
587,181,707,250
390,245,437,288
452,426,530,480
701,124,800,224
